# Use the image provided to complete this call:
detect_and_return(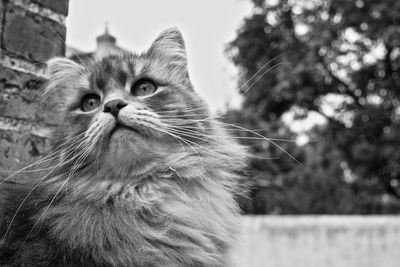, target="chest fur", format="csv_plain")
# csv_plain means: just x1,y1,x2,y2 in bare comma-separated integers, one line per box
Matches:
44,180,238,266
